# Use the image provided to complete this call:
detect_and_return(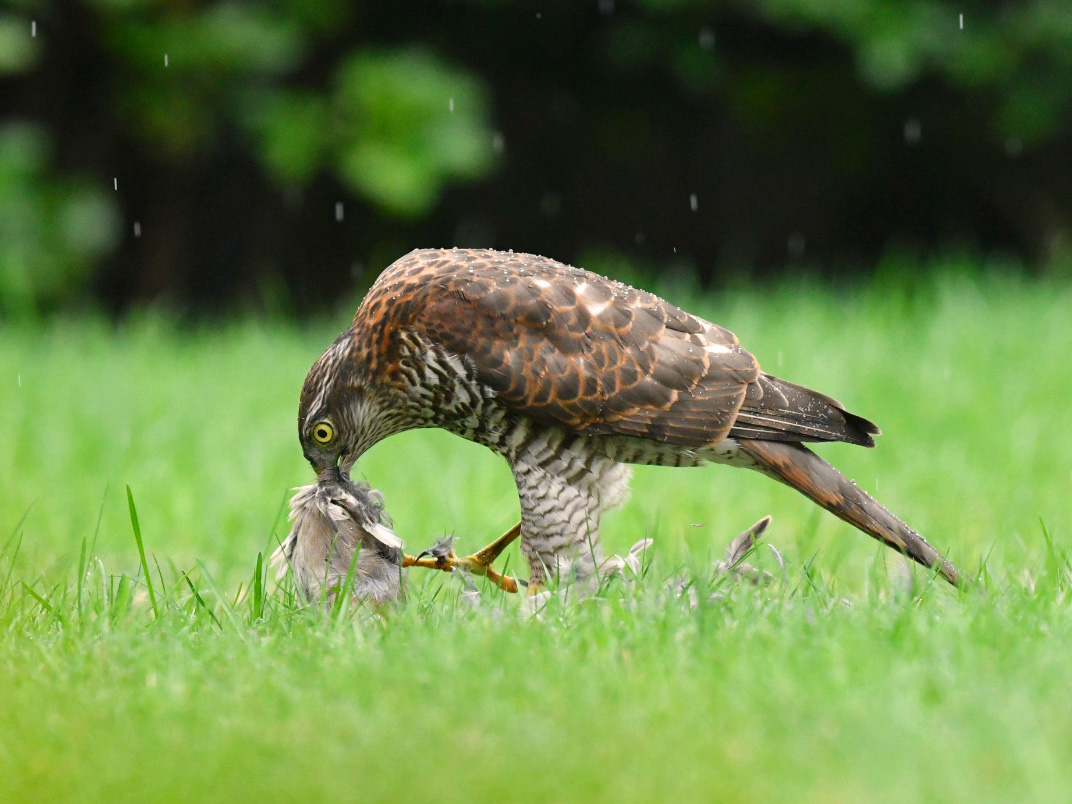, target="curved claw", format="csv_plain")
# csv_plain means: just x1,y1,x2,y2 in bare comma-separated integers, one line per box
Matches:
402,522,524,594
402,553,452,570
